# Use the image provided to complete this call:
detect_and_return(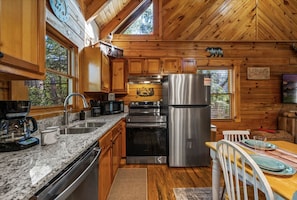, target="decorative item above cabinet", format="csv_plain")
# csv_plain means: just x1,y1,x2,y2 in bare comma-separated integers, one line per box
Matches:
0,0,46,80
